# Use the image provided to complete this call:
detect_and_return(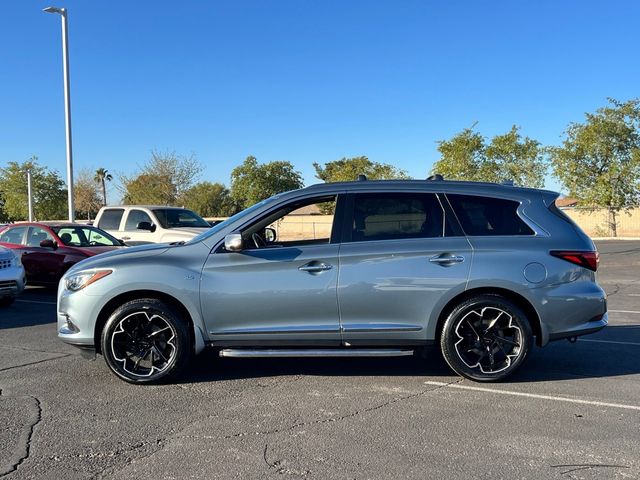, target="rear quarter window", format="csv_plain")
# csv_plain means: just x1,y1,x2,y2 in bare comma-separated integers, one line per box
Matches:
447,194,534,236
98,209,125,231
